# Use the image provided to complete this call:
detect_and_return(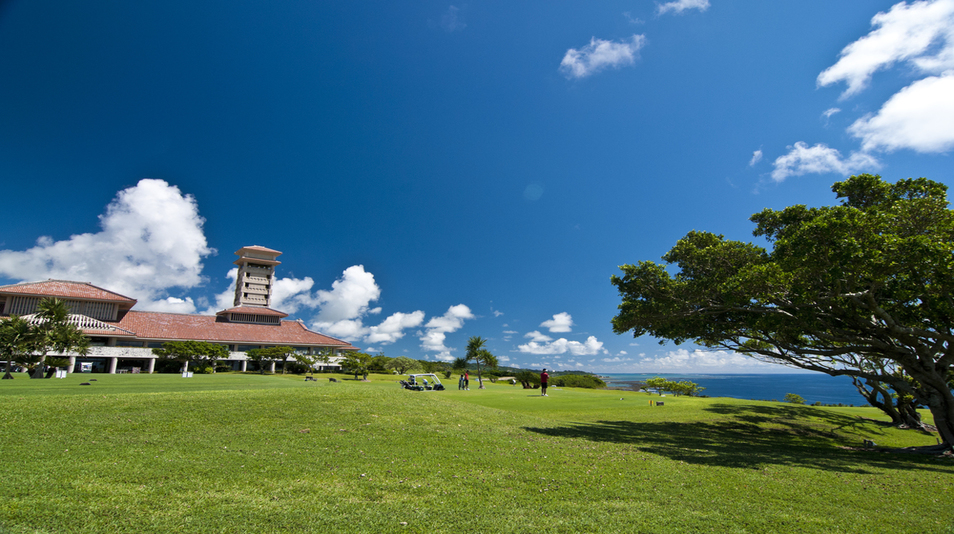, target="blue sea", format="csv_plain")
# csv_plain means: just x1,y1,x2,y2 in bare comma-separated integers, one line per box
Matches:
601,373,863,406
